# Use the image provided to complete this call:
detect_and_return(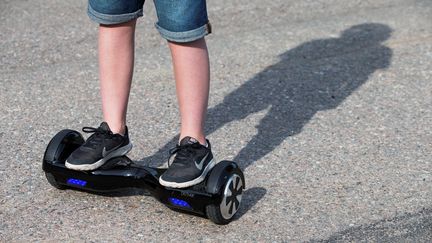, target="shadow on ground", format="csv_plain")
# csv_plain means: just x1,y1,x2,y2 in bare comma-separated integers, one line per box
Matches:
135,23,393,223
56,22,394,225
140,23,393,170
308,208,432,242
73,186,266,221
234,187,267,220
